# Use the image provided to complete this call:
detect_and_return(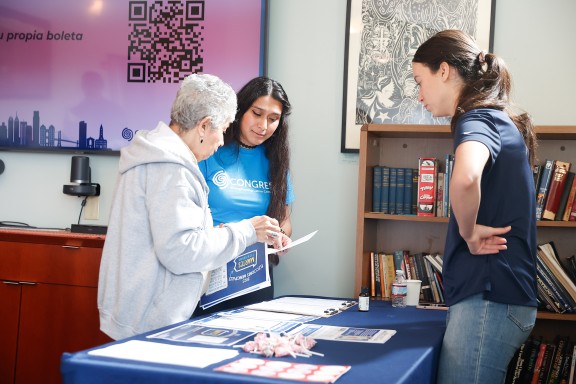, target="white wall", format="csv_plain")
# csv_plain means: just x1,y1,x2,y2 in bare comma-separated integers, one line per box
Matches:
0,0,574,299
